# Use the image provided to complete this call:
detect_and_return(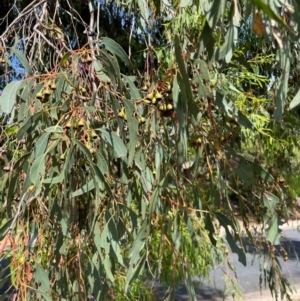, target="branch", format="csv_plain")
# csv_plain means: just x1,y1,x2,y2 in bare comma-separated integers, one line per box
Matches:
0,0,47,41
